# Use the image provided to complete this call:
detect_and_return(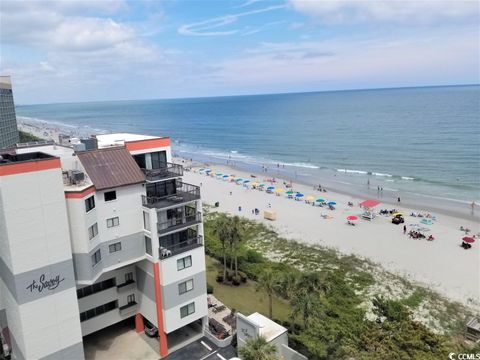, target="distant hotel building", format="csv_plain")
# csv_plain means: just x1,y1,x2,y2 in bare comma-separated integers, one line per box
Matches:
0,134,207,359
0,76,20,148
